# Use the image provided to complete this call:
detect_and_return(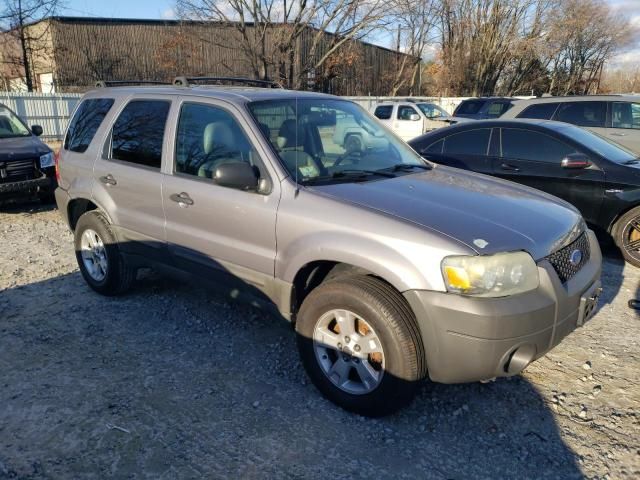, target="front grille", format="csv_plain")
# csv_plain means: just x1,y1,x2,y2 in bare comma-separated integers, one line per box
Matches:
0,159,38,183
546,232,590,283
